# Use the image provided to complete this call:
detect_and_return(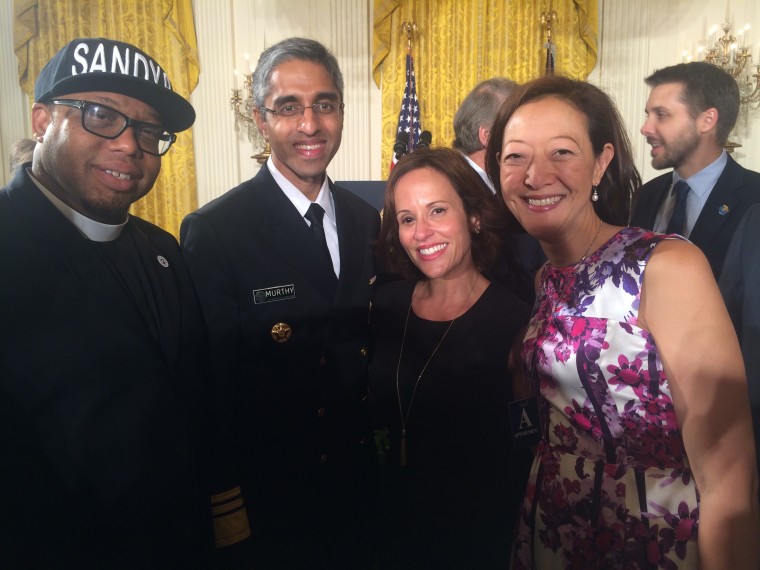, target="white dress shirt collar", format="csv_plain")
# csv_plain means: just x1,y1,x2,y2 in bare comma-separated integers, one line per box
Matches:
463,154,496,194
267,158,340,276
267,158,336,223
